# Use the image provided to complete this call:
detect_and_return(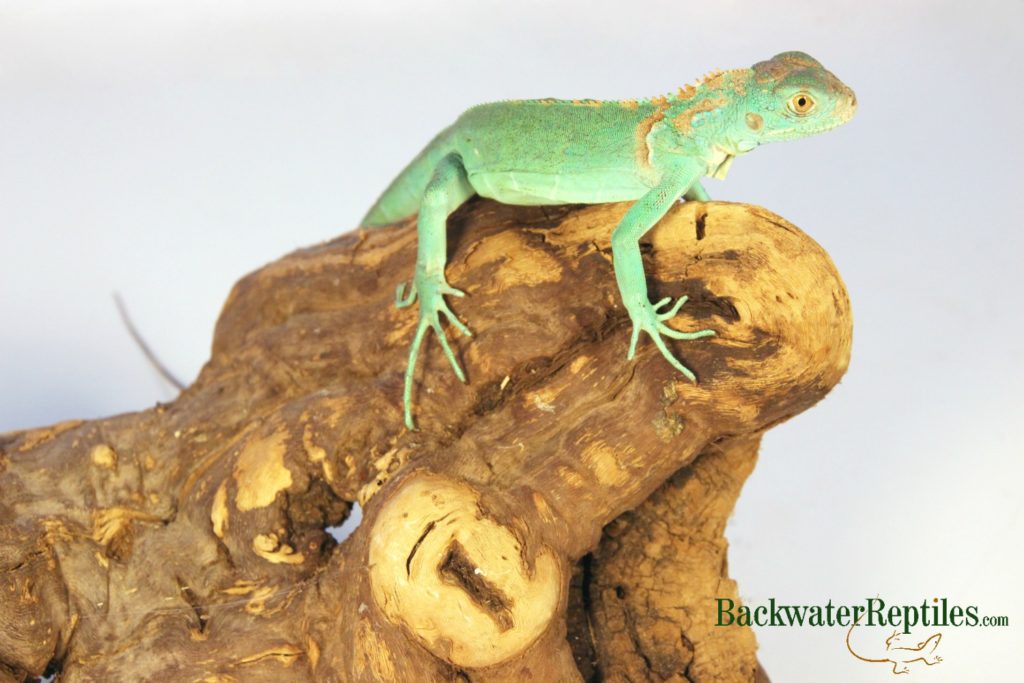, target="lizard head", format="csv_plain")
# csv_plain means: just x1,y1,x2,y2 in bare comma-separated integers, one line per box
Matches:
739,51,857,147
